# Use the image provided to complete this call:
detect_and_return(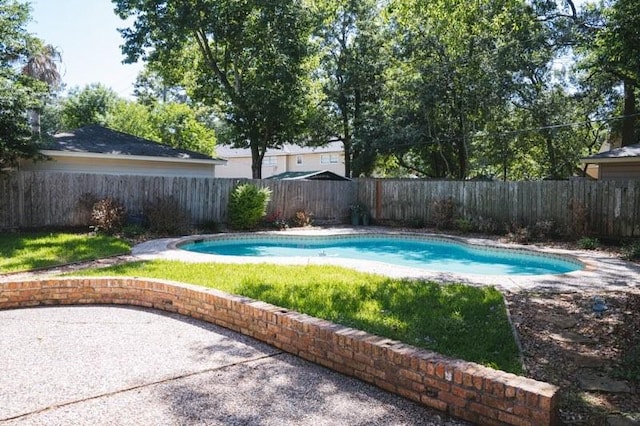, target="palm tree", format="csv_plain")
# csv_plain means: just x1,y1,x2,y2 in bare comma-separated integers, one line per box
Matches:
22,43,62,138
